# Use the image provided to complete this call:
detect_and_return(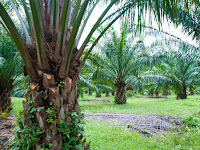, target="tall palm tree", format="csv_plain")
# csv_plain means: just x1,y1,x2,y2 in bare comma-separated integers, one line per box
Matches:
0,0,194,149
